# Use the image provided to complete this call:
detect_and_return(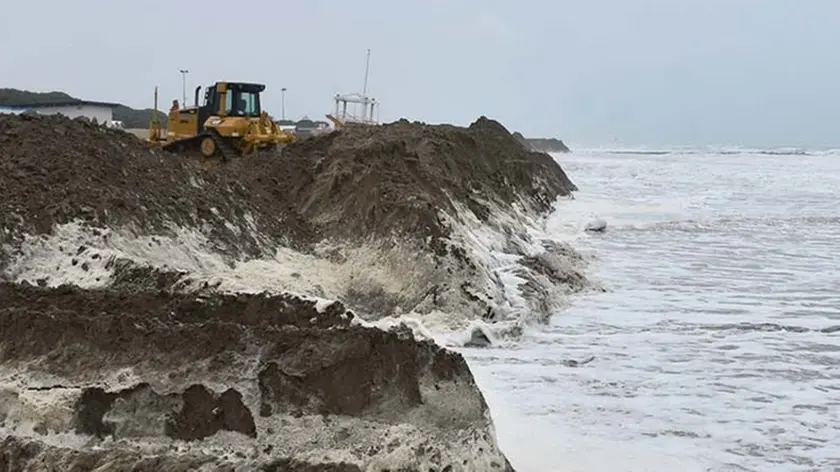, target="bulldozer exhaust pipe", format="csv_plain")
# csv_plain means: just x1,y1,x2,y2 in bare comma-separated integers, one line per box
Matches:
194,86,201,107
